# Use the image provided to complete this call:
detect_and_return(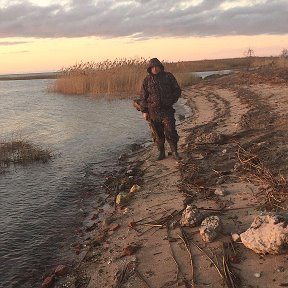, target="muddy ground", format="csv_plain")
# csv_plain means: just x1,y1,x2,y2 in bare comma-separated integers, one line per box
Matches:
56,67,288,288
